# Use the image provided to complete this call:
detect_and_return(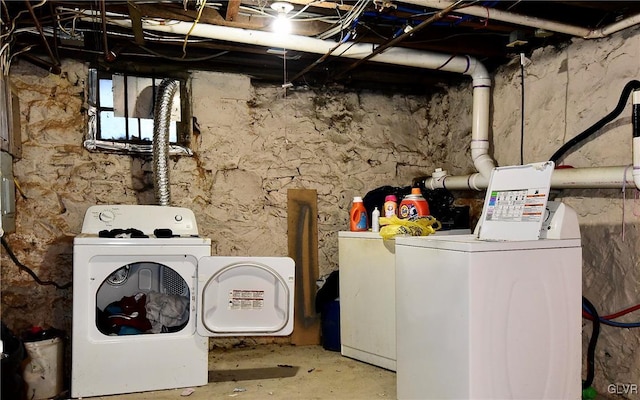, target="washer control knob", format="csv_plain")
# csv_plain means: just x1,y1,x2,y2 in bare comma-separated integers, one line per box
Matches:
99,211,115,222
